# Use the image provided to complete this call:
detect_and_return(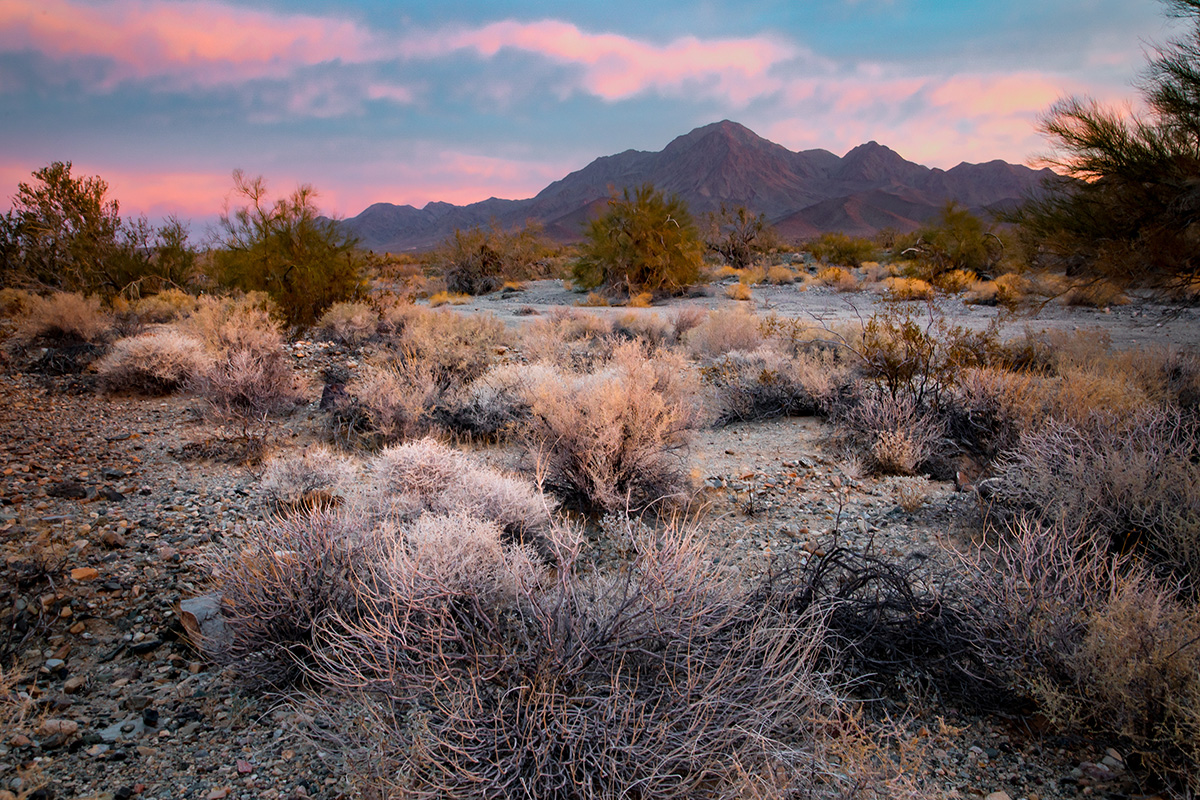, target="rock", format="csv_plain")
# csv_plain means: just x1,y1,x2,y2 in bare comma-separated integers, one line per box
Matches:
48,481,88,499
63,676,86,694
36,719,79,738
98,487,125,502
180,594,230,651
70,566,99,582
985,793,1012,800
205,788,230,800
